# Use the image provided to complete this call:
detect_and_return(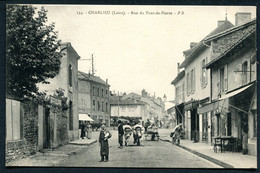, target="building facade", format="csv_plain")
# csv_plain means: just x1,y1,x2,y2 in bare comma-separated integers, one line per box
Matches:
78,71,110,126
178,20,234,143
204,15,256,155
38,42,80,142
